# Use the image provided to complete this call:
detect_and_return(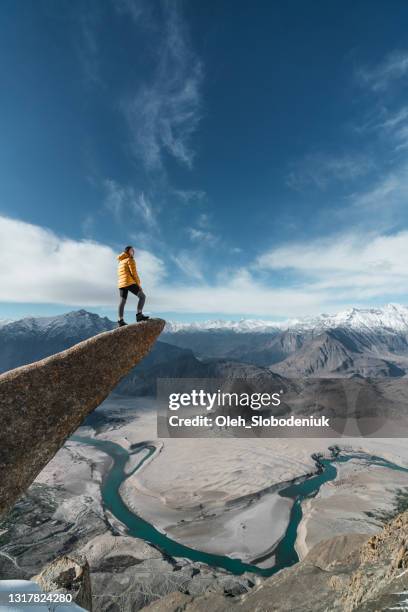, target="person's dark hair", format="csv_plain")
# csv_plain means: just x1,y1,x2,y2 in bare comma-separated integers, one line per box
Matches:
124,245,133,254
